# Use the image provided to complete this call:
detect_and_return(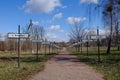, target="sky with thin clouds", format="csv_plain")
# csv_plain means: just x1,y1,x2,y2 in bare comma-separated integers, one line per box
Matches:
0,0,104,42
